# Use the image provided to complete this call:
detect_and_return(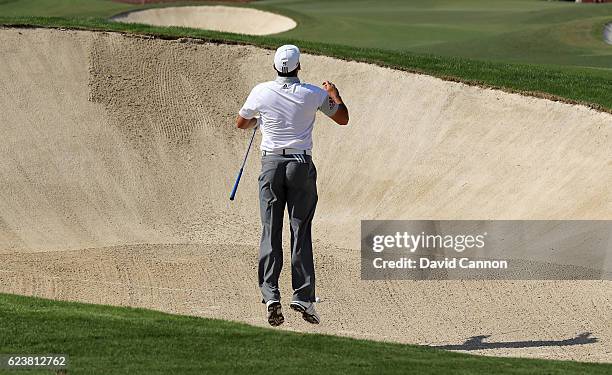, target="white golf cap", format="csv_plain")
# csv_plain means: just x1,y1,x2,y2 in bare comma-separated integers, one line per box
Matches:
274,44,300,74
